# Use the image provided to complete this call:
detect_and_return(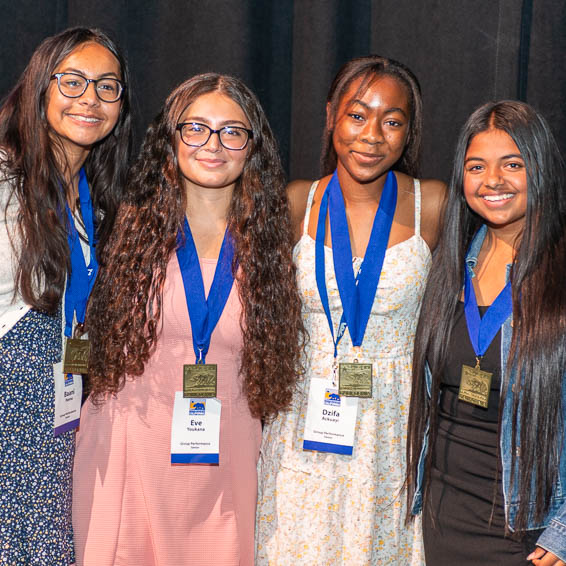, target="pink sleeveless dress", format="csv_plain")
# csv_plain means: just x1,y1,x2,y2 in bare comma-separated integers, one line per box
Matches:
73,255,261,566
